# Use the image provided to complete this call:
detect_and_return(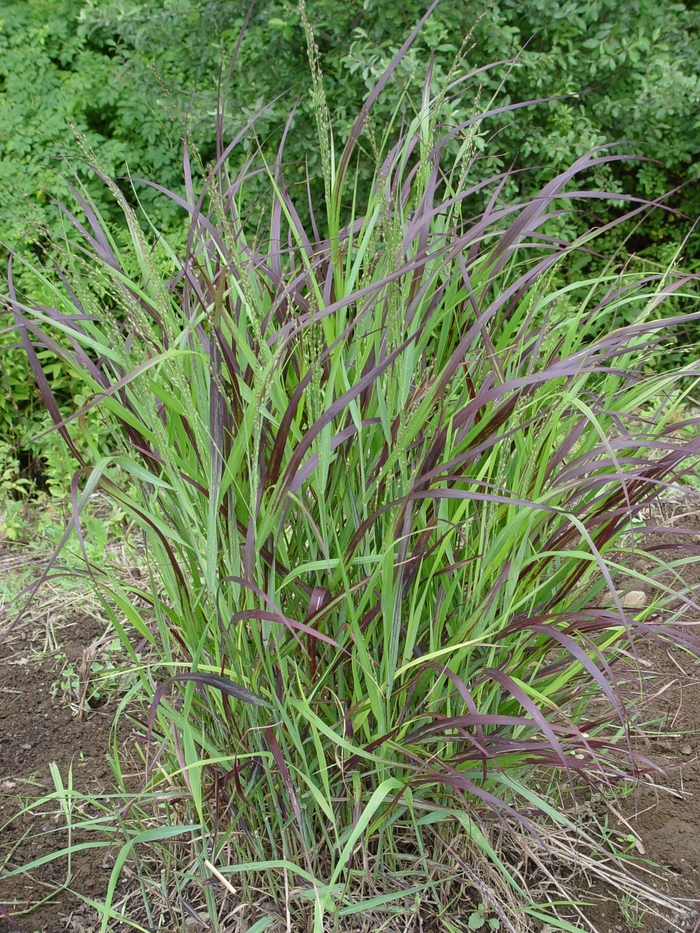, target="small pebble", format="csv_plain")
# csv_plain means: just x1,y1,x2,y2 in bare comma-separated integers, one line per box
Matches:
682,745,693,756
692,534,700,545
622,590,647,610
